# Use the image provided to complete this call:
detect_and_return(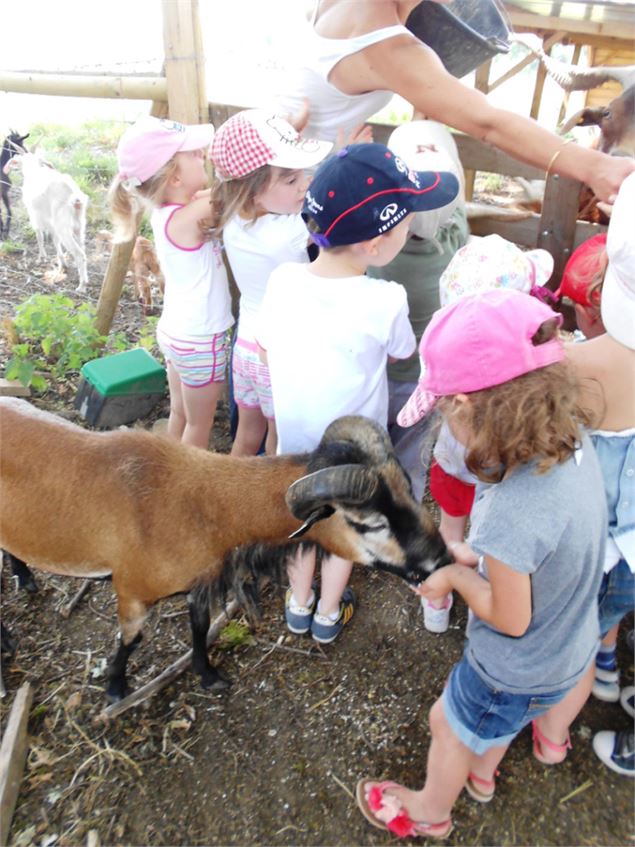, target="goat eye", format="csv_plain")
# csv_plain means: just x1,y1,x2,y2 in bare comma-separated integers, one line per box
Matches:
602,108,611,119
